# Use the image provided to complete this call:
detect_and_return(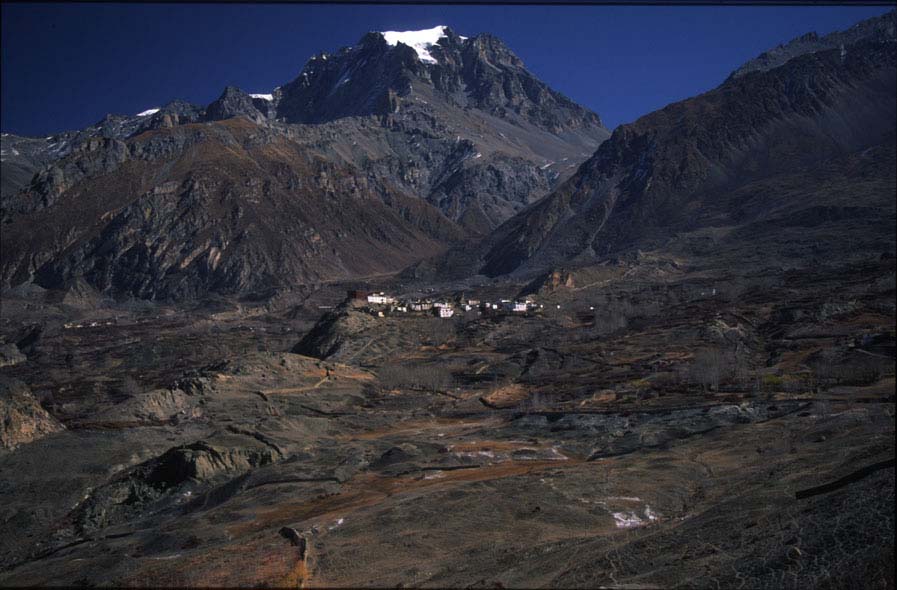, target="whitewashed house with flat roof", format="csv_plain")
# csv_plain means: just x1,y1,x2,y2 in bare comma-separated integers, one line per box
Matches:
437,306,455,318
367,292,395,305
411,301,433,311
